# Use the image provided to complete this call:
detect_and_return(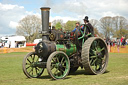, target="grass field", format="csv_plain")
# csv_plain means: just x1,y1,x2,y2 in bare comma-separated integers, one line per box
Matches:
0,52,128,85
